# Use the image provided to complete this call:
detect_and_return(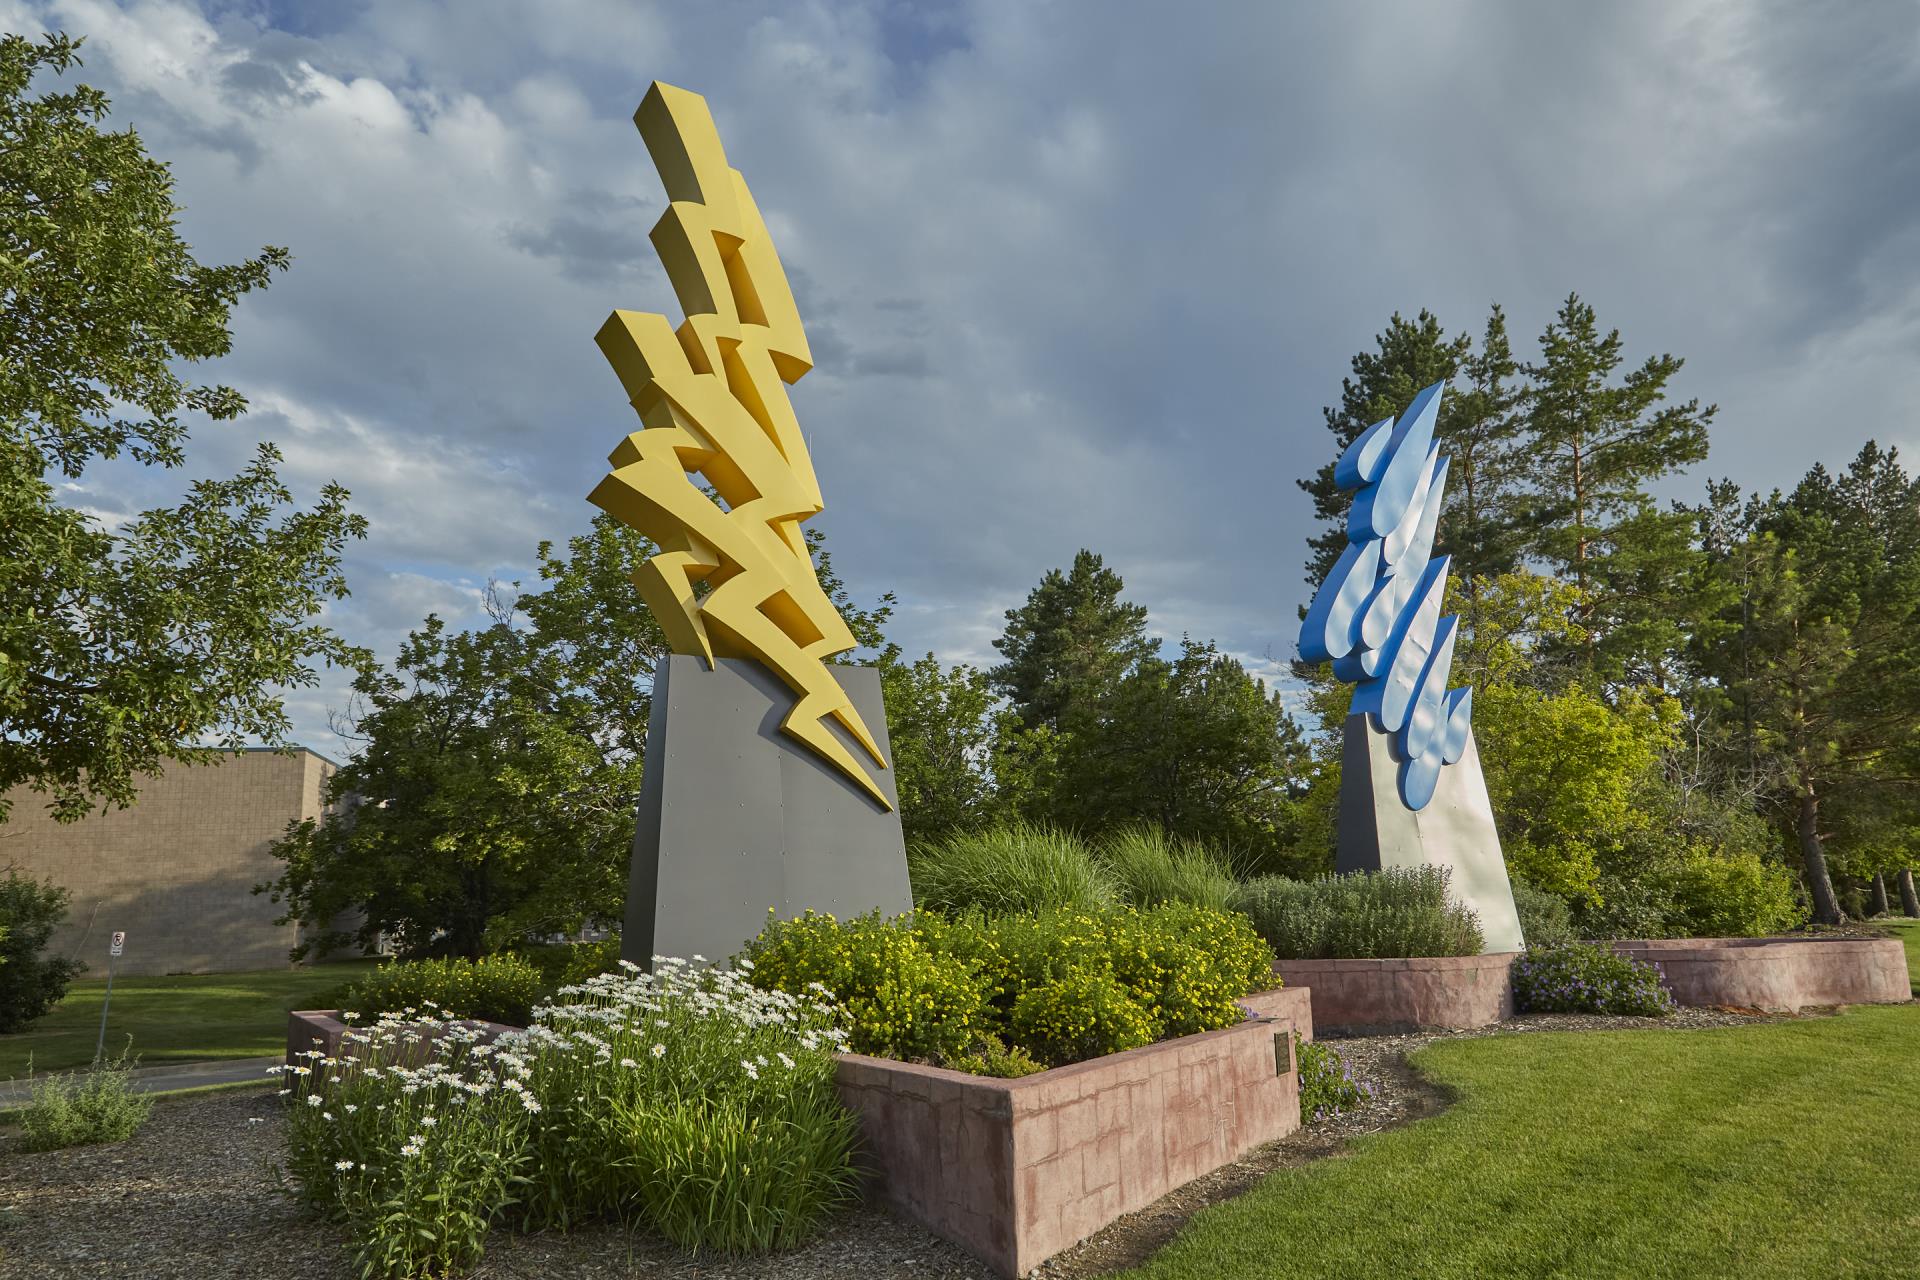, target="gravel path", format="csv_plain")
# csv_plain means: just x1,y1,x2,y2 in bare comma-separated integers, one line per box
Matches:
0,1006,1802,1280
